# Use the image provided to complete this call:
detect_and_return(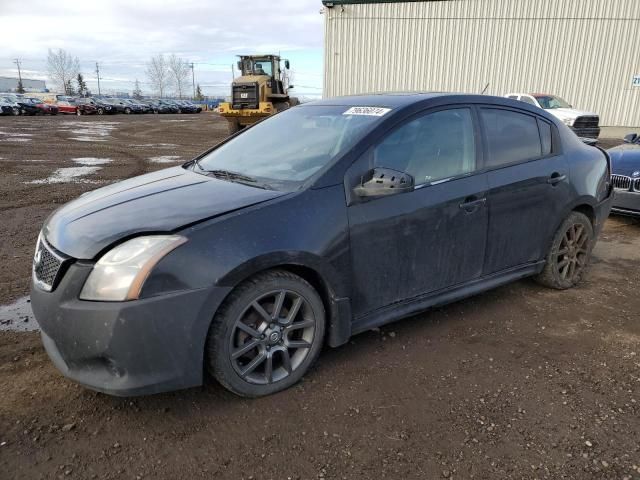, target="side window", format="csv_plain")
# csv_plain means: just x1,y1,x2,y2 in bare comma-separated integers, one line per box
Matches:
480,108,542,168
519,96,537,106
538,119,552,156
373,108,476,185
